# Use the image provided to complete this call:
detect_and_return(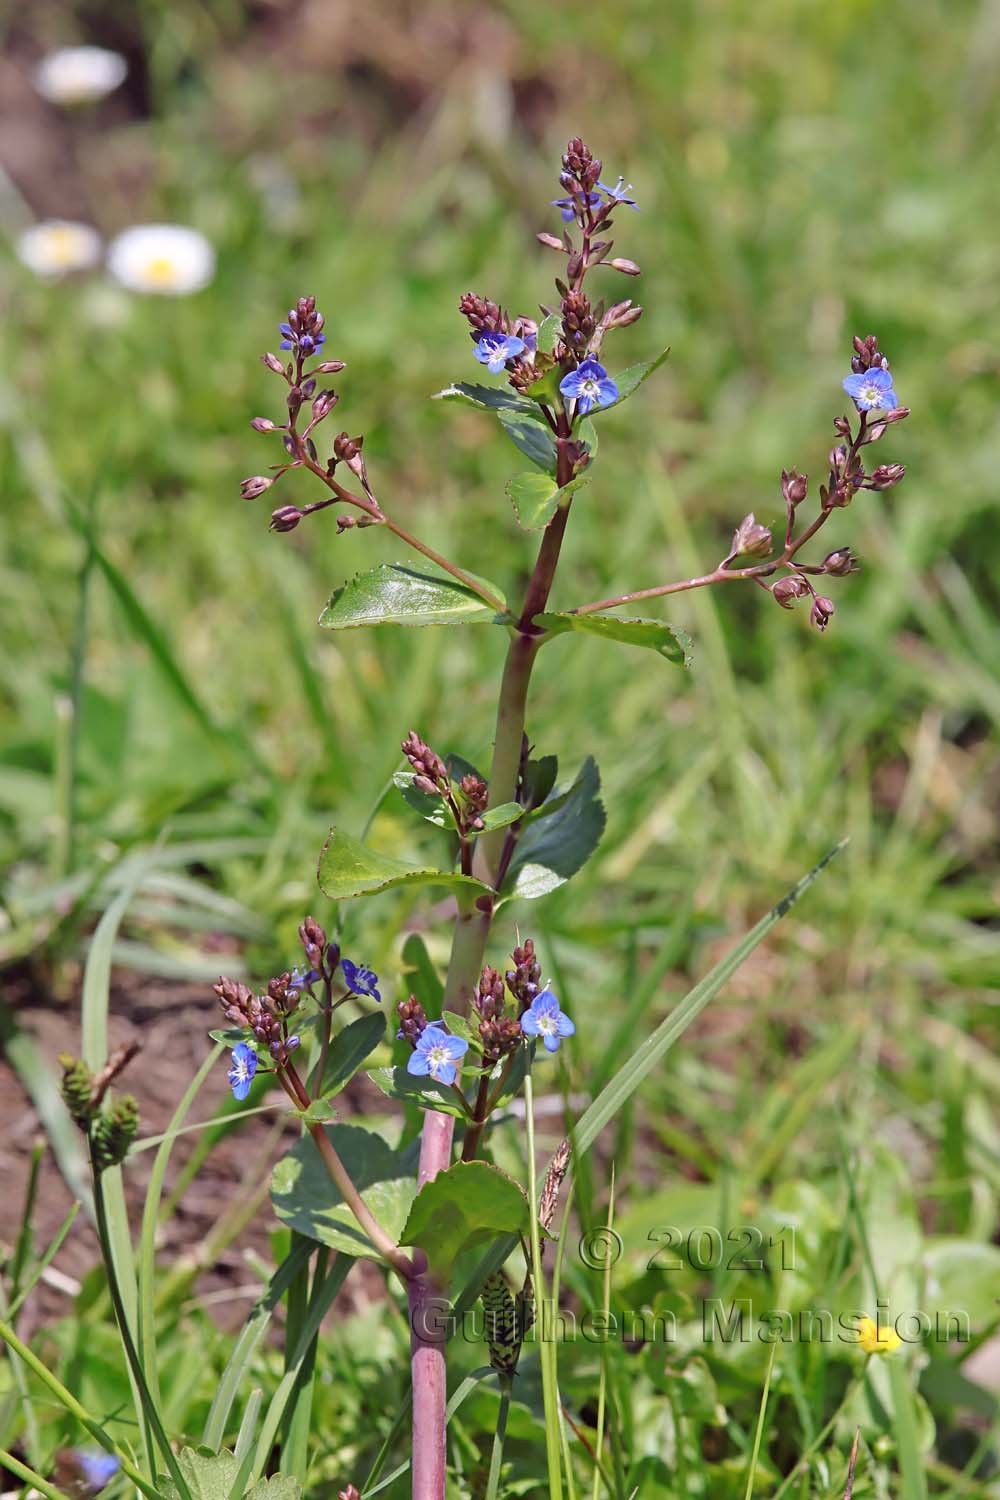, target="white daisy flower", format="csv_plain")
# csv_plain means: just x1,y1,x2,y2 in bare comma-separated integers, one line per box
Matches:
106,224,215,296
33,46,127,106
16,219,103,278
